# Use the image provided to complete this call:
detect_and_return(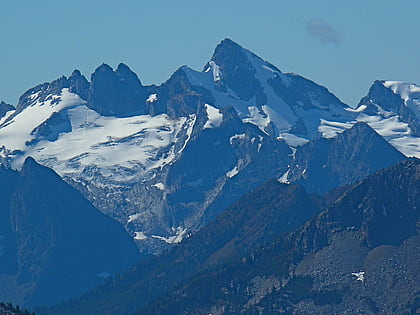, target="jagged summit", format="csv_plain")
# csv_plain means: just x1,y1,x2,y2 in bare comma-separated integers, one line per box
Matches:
217,37,242,48
285,121,406,194
184,38,351,140
70,69,82,77
351,80,420,156
88,62,147,116
357,80,405,114
0,100,14,119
